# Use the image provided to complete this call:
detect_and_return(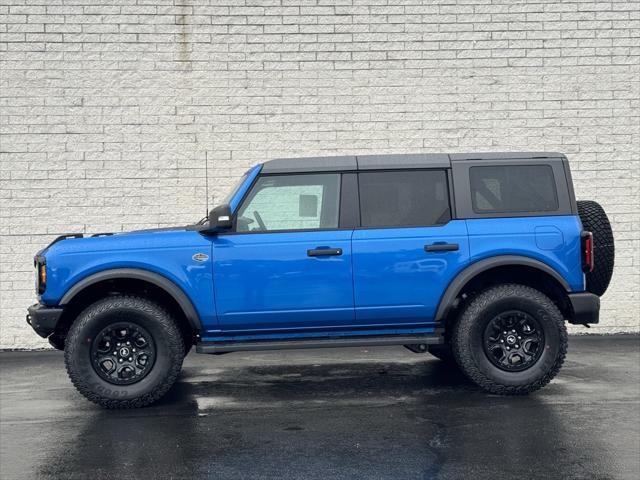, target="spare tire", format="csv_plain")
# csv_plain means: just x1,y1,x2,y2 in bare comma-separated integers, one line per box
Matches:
577,200,614,296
